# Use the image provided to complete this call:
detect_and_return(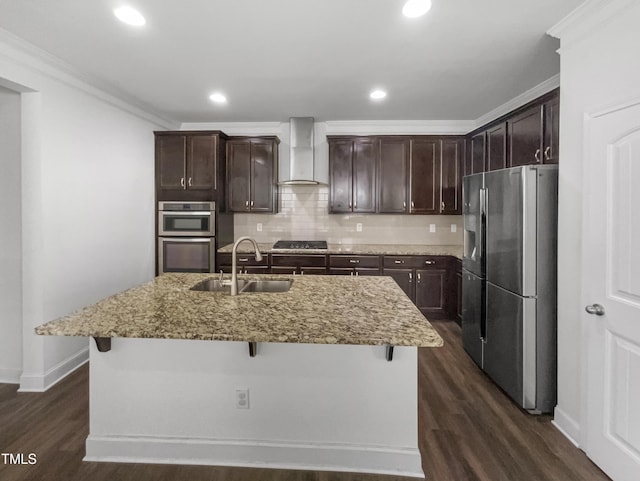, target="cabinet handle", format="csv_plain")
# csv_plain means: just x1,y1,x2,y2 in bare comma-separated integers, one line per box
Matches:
411,201,415,209
180,177,185,188
238,258,249,262
188,177,192,187
409,272,413,281
245,200,249,208
354,200,357,209
544,146,551,160
251,200,254,207
441,201,445,210
417,273,421,281
349,259,360,264
394,260,404,264
534,149,541,162
425,260,435,265
349,202,352,208
350,271,354,276
301,270,304,275
403,201,406,209
355,271,359,277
